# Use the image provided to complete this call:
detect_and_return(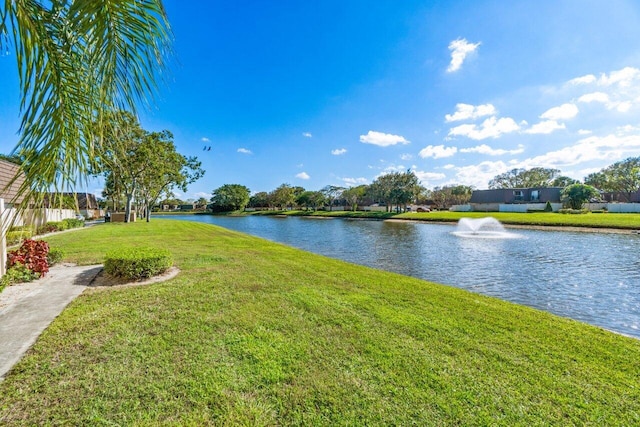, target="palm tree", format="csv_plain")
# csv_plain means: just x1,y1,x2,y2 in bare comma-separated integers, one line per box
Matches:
0,0,172,203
